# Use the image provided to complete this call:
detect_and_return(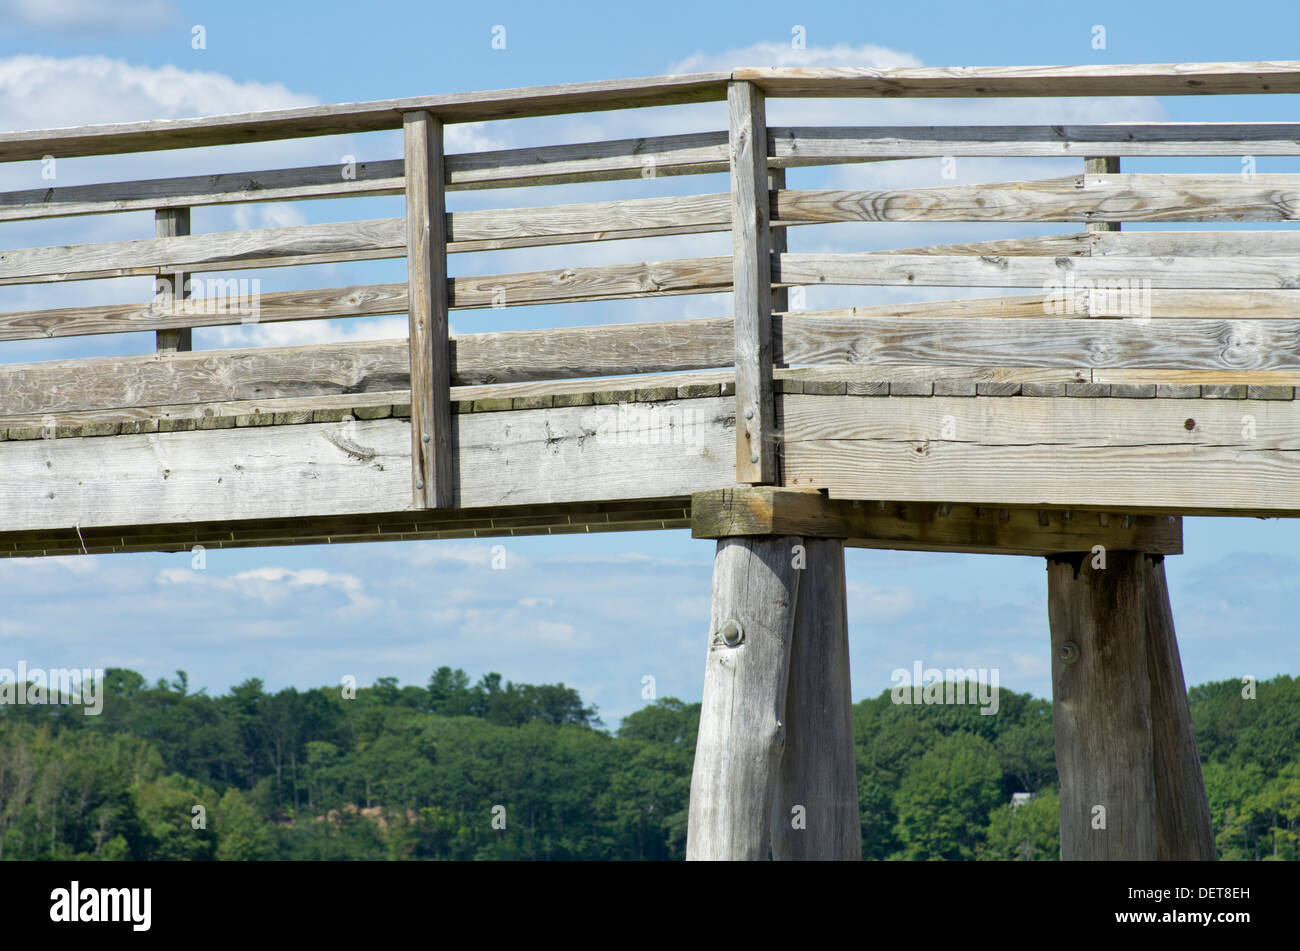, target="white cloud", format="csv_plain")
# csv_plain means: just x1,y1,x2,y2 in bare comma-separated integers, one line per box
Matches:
157,564,375,611
669,41,924,74
0,0,179,31
0,54,316,133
